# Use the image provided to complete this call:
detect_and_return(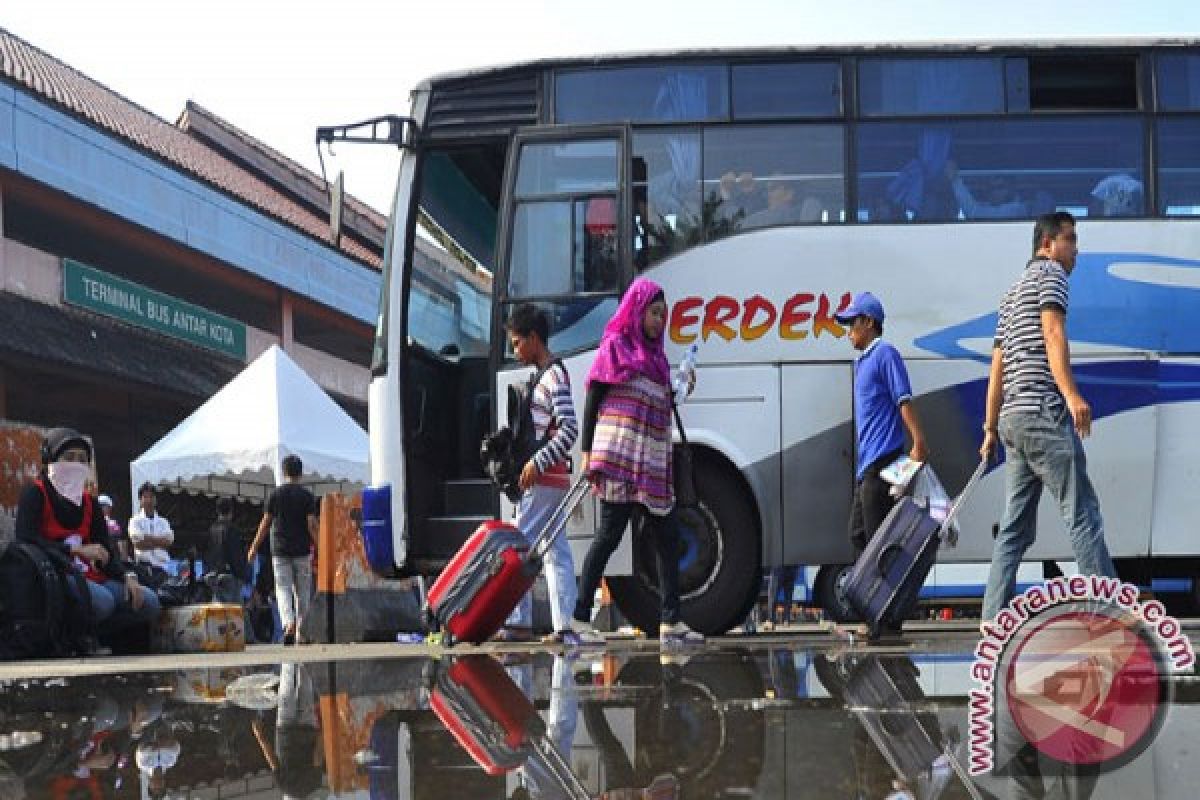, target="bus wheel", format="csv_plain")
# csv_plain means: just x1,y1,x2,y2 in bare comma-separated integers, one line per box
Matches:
609,459,761,637
814,564,861,623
